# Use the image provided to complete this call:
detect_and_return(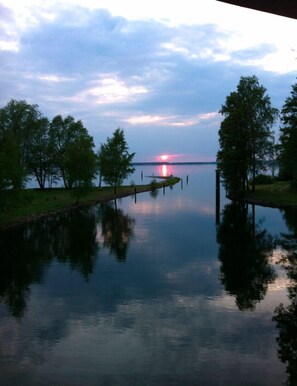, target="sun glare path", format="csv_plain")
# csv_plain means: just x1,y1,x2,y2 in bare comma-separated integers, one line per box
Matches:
162,164,168,177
